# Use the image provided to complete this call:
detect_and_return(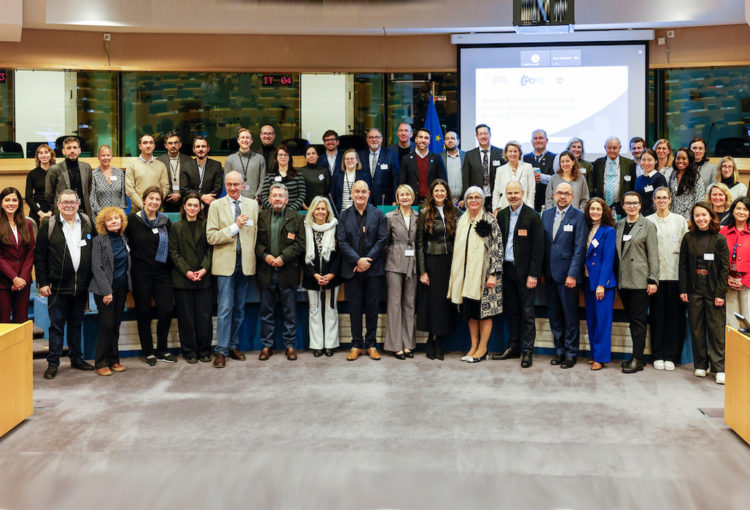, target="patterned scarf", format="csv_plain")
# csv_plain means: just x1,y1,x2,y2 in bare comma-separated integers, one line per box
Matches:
141,209,169,263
